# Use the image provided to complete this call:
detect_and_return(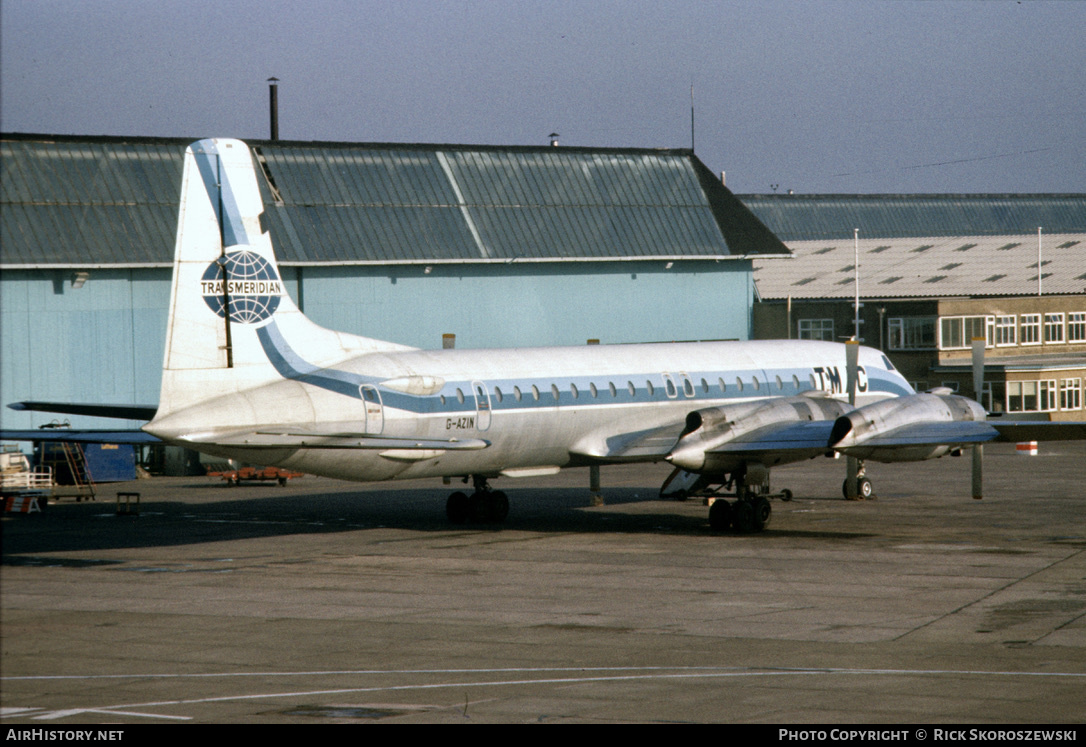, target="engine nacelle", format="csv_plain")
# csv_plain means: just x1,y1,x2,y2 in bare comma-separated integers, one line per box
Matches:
829,393,987,462
667,396,852,473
